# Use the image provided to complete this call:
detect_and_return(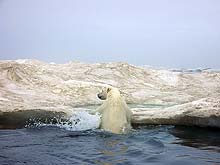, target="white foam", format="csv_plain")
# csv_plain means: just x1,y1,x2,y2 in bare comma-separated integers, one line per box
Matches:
37,110,101,131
